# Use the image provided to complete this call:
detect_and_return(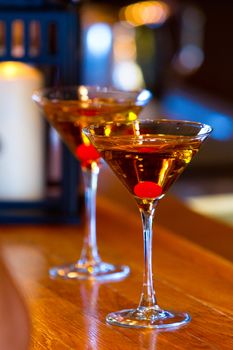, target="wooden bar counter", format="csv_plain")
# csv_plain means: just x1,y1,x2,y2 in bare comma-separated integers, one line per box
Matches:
0,167,232,349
